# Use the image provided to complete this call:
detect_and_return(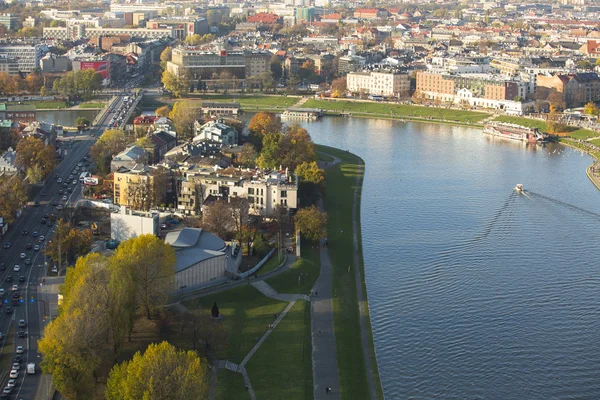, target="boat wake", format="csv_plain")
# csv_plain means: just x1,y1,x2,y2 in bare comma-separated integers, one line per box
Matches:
526,191,600,219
